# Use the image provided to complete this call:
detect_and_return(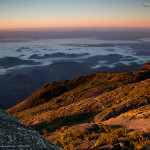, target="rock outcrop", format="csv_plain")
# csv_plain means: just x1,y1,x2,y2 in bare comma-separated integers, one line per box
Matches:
93,101,138,124
140,62,150,72
0,108,61,150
